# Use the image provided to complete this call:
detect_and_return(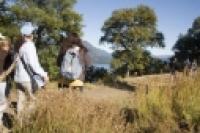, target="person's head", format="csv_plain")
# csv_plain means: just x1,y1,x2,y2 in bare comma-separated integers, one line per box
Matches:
0,34,11,52
67,32,81,46
61,32,88,54
20,22,34,42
